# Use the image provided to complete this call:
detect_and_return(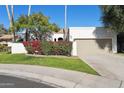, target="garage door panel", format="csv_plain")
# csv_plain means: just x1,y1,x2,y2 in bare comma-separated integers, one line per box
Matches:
76,39,112,56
